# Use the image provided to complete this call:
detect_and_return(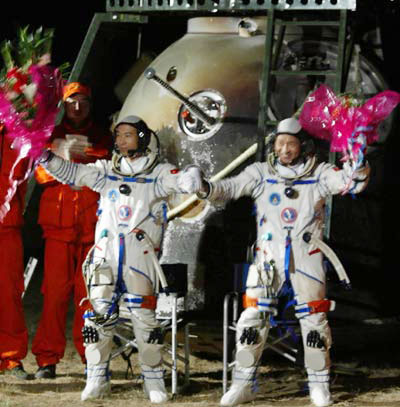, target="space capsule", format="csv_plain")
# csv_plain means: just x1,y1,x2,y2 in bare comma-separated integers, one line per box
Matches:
116,16,389,309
